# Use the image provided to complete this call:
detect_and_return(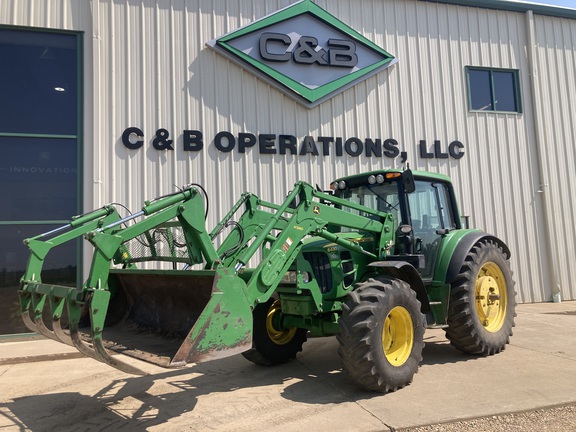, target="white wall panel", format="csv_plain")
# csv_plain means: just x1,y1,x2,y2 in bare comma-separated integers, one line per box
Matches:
533,14,576,303
1,0,575,302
